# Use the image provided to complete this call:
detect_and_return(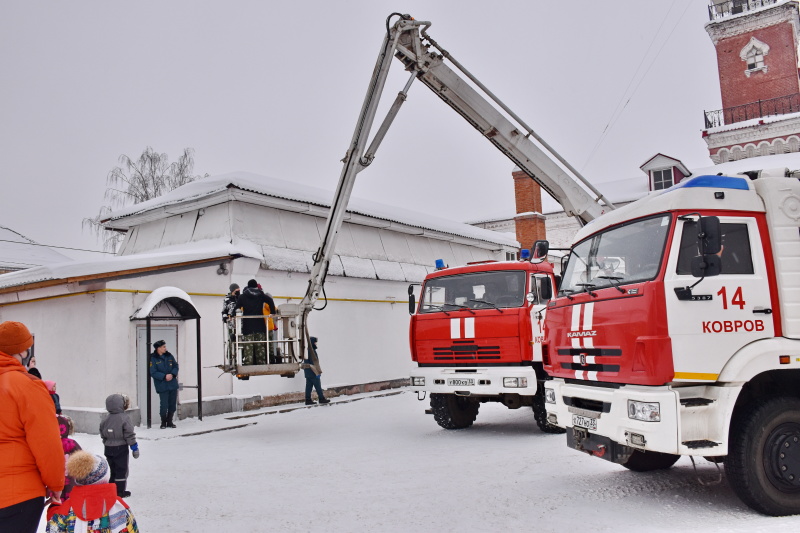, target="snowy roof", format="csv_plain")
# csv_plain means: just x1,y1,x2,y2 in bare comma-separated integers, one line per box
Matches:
0,226,73,271
103,172,517,248
0,239,260,291
131,286,199,320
